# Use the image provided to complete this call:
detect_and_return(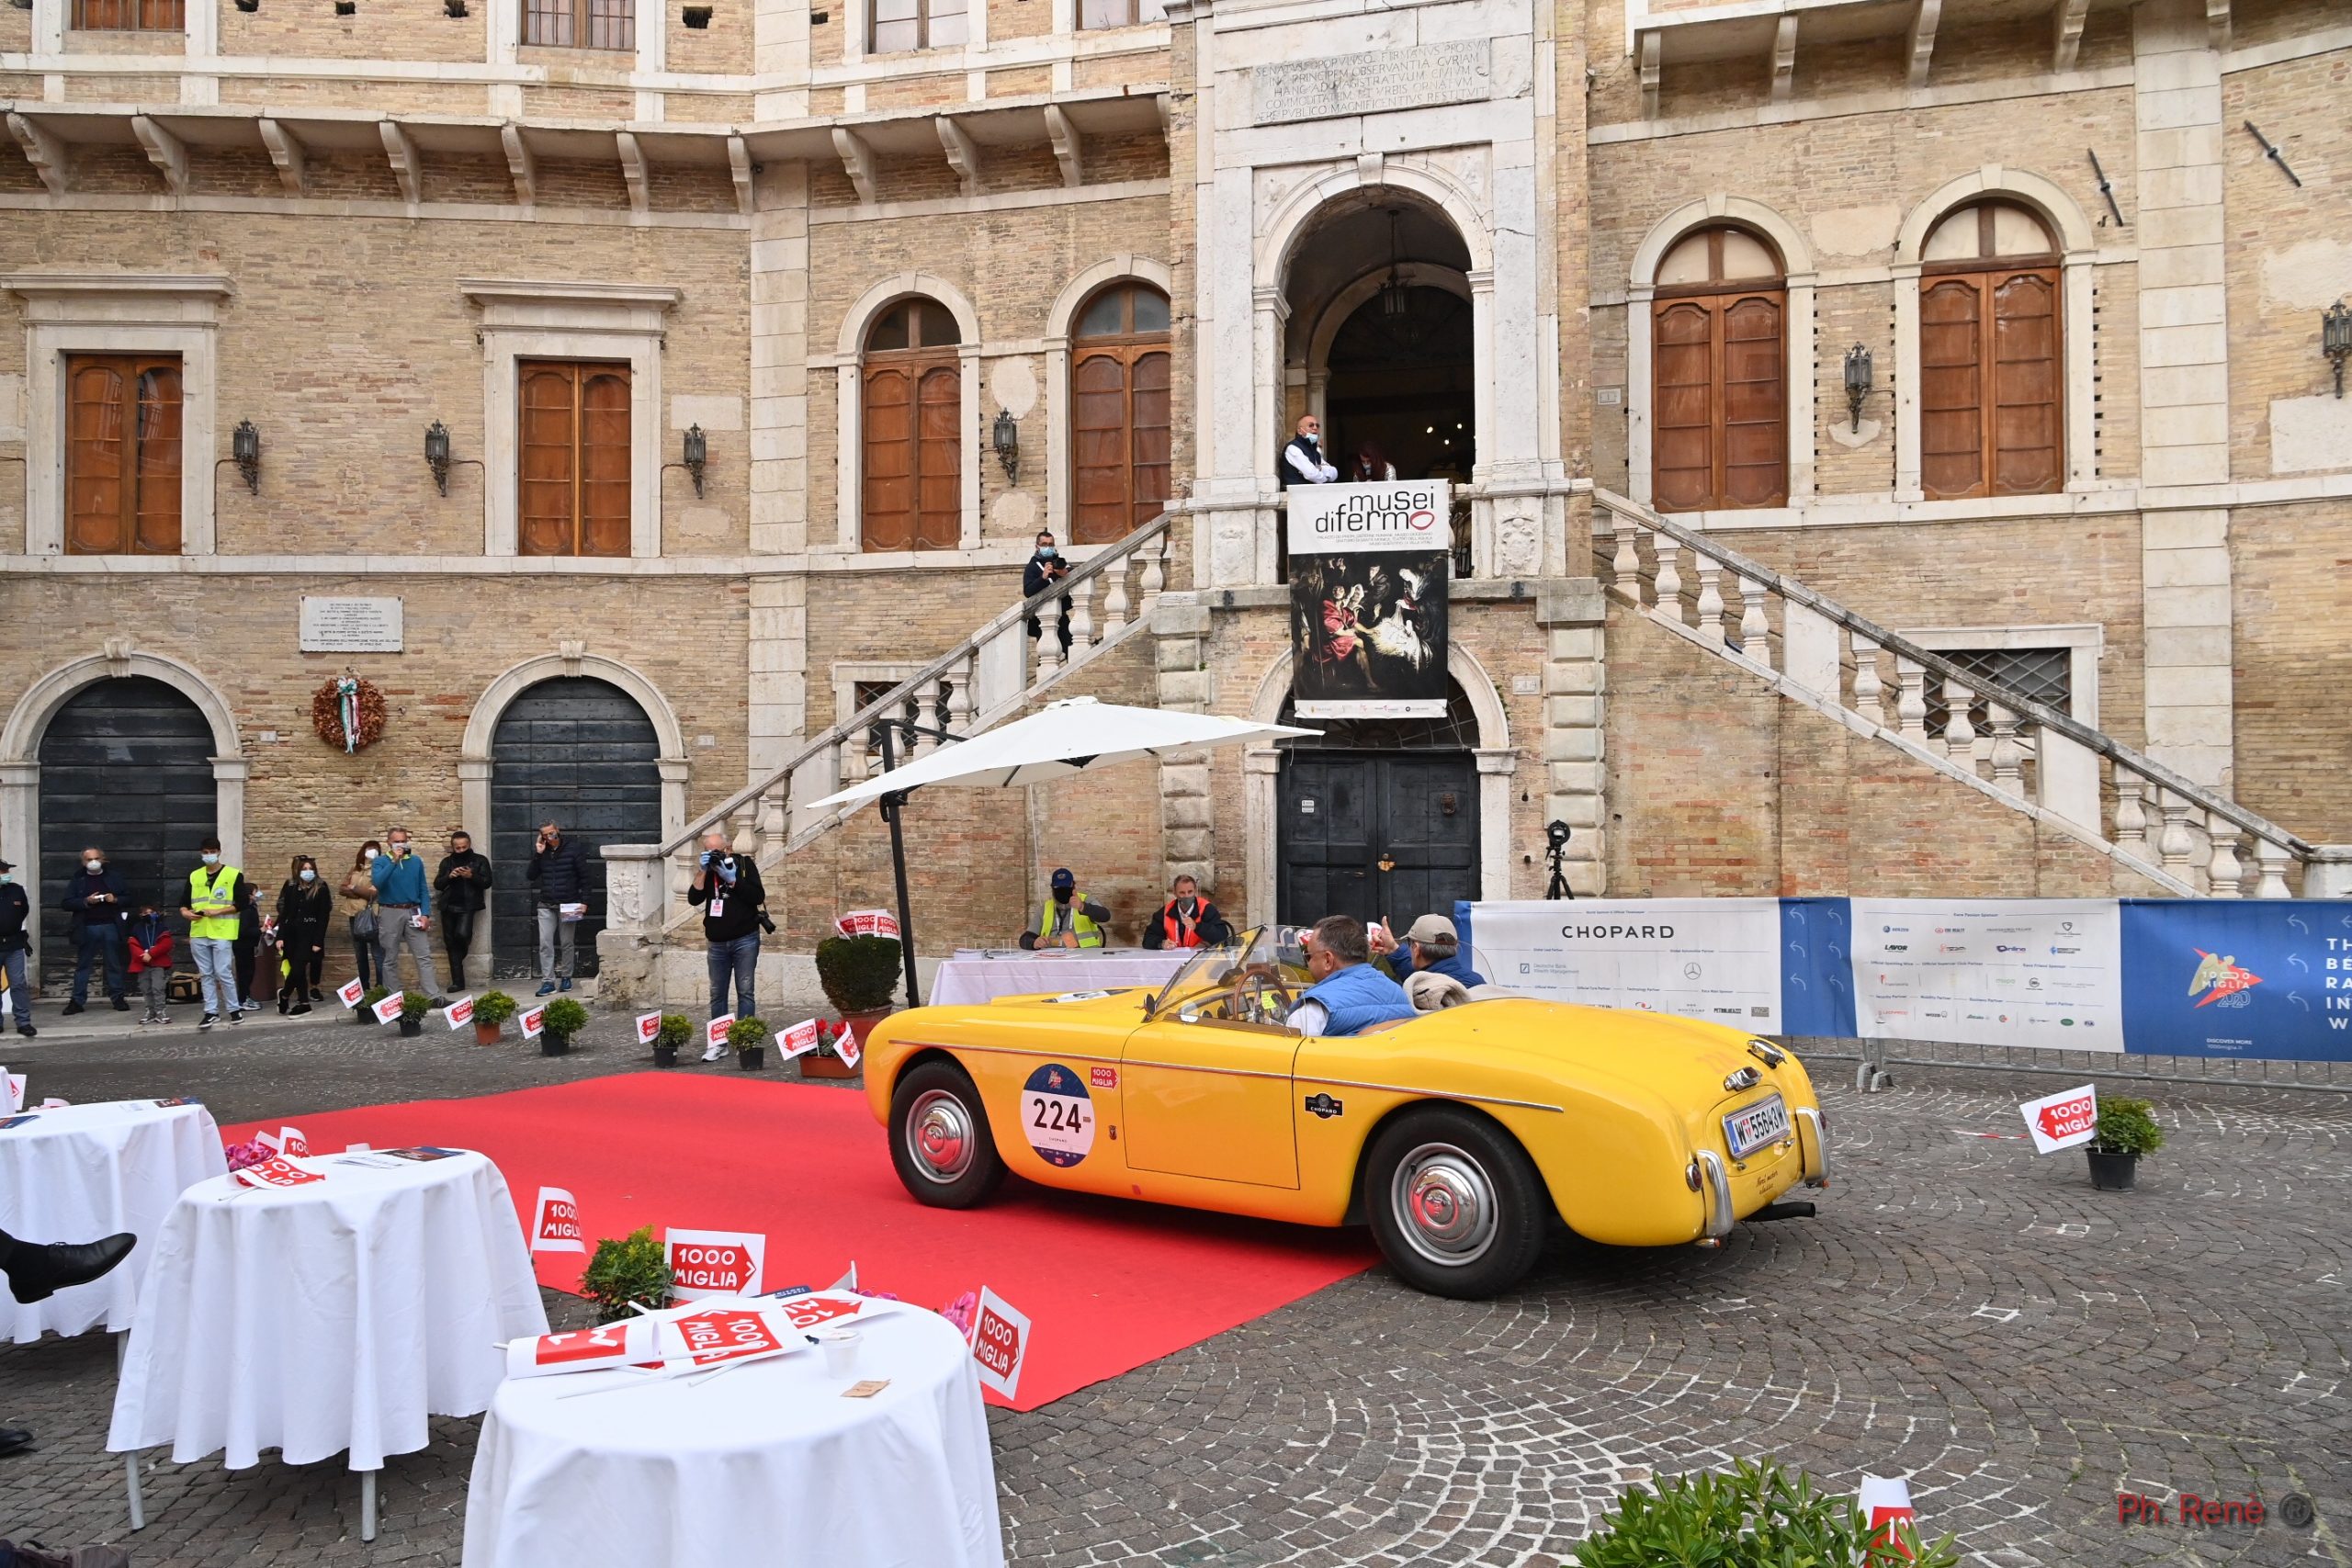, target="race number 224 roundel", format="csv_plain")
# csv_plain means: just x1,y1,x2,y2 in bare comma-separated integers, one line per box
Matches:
1021,1063,1094,1168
